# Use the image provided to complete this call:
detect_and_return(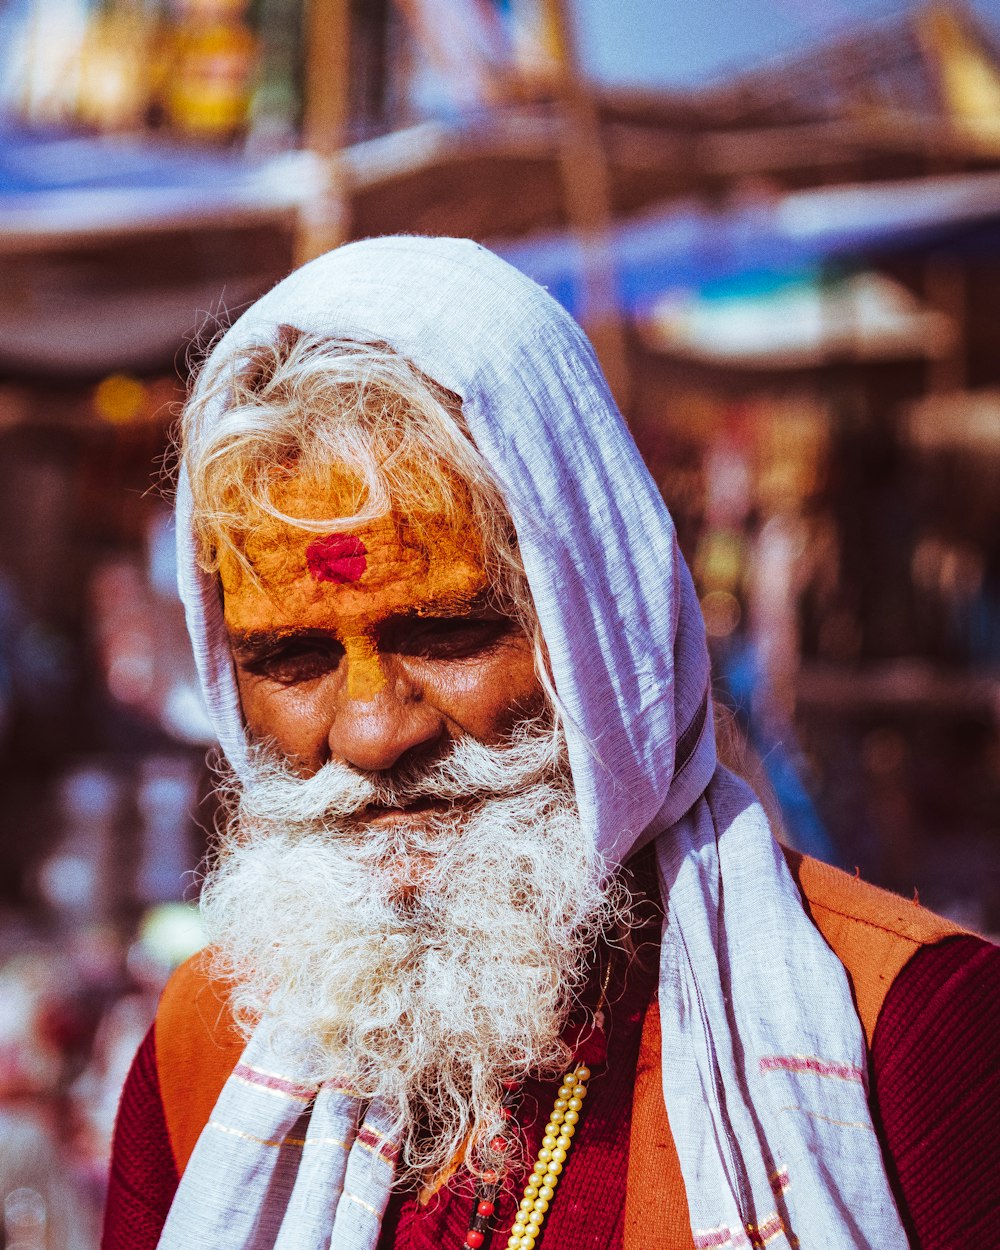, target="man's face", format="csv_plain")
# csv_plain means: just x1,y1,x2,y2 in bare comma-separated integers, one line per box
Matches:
220,471,545,788
204,472,625,1187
